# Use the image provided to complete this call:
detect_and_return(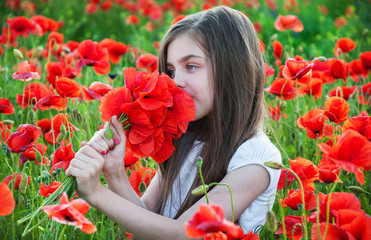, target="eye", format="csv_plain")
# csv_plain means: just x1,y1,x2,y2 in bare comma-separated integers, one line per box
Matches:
167,68,175,78
186,64,198,71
